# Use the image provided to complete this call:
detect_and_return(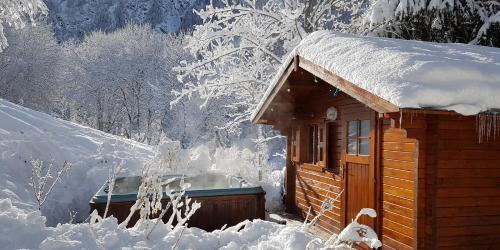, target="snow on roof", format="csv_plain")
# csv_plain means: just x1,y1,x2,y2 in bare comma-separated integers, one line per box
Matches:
252,31,500,120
